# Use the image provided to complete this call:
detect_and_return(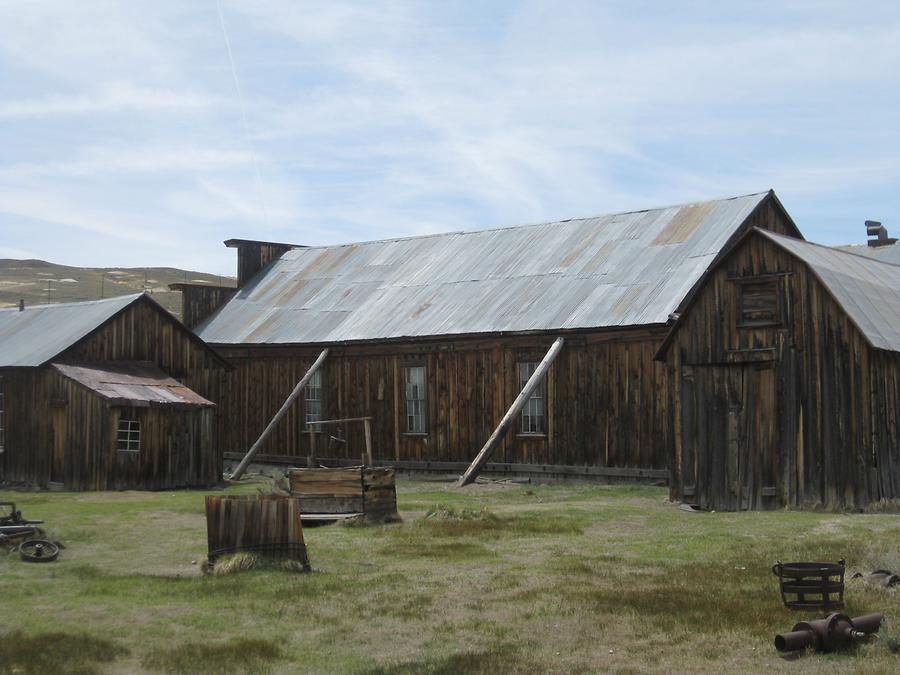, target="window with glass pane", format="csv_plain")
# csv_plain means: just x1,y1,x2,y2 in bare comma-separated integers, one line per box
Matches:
0,377,5,453
519,362,544,434
404,366,426,433
117,418,141,452
305,369,322,429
